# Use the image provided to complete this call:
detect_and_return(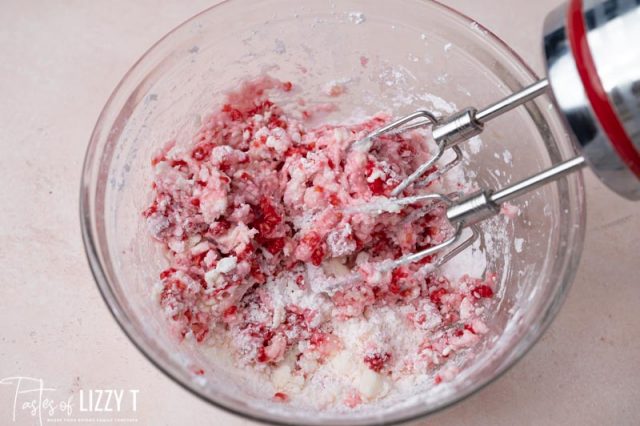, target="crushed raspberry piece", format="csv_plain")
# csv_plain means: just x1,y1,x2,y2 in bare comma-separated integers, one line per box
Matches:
368,178,386,195
418,255,435,265
390,268,408,295
236,243,254,261
472,285,494,298
191,252,207,266
250,263,266,284
301,232,321,247
273,392,289,402
223,305,238,319
430,288,448,305
388,280,401,295
159,268,177,280
254,197,282,238
285,145,308,157
365,160,375,175
257,347,268,363
191,322,209,342
309,331,326,347
265,237,286,255
297,231,326,266
222,104,243,121
310,247,325,266
170,159,188,169
363,352,392,373
192,145,212,161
